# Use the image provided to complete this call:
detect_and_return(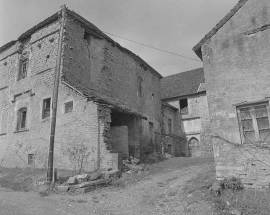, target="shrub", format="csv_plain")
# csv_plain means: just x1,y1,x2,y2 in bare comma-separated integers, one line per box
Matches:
220,177,244,191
